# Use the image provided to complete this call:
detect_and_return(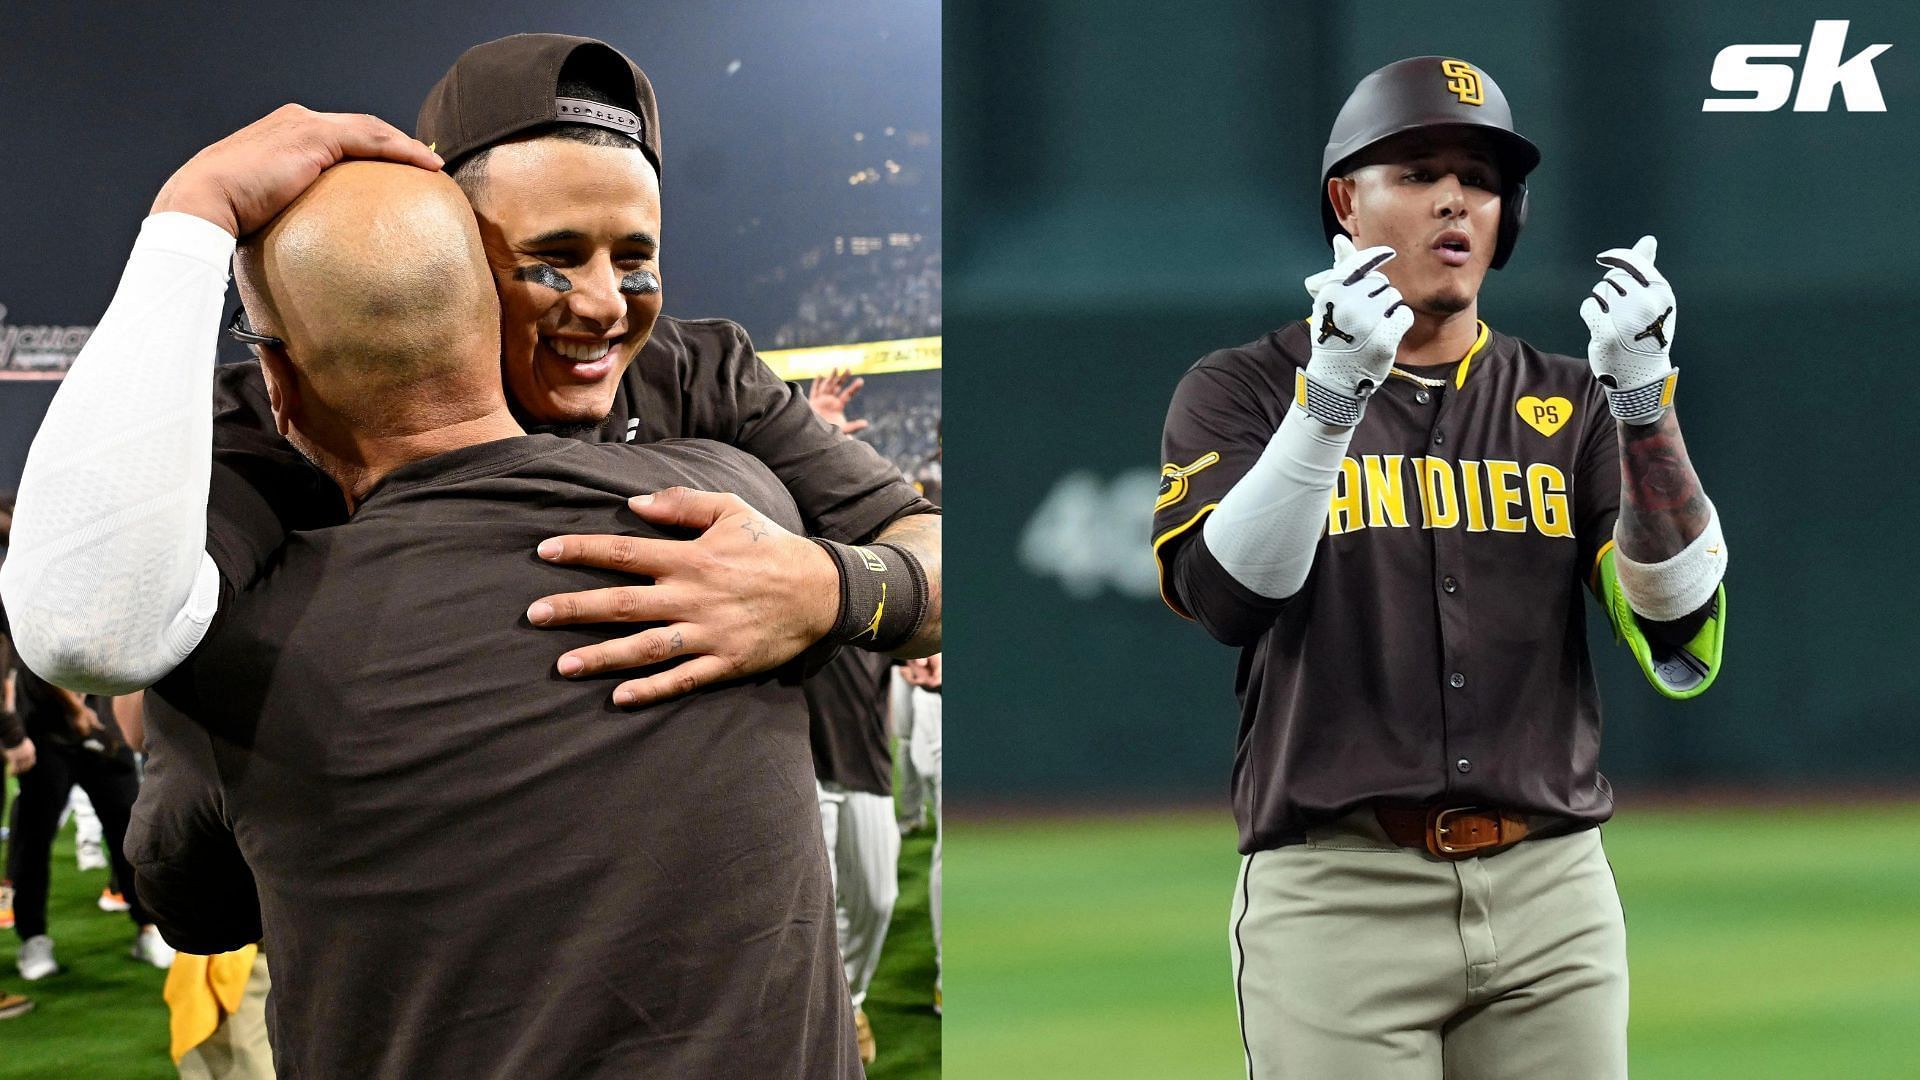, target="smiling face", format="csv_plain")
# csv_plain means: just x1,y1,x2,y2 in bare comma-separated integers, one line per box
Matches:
465,136,663,428
1328,128,1504,318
